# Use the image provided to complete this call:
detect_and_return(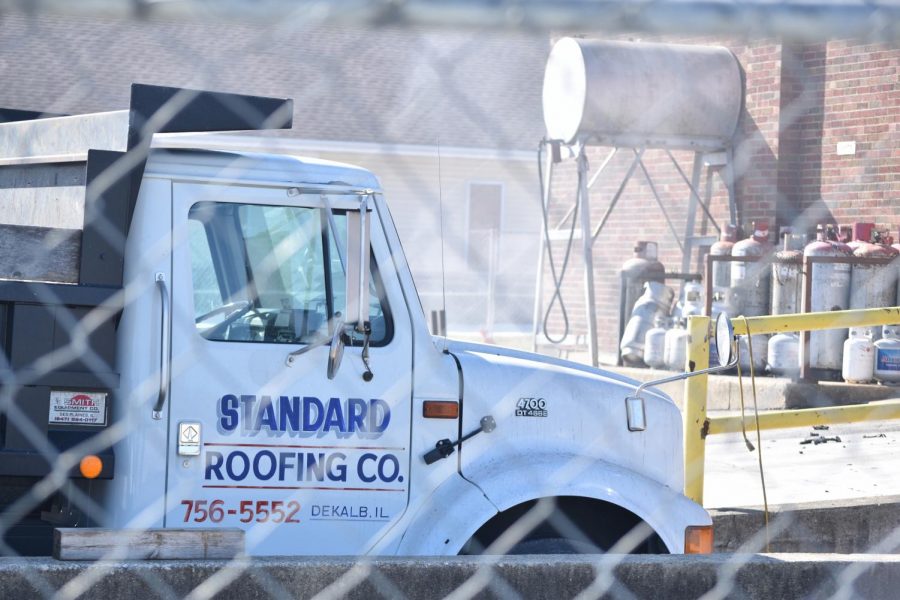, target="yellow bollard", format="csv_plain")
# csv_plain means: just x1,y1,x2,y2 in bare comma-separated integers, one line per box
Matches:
683,315,710,505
